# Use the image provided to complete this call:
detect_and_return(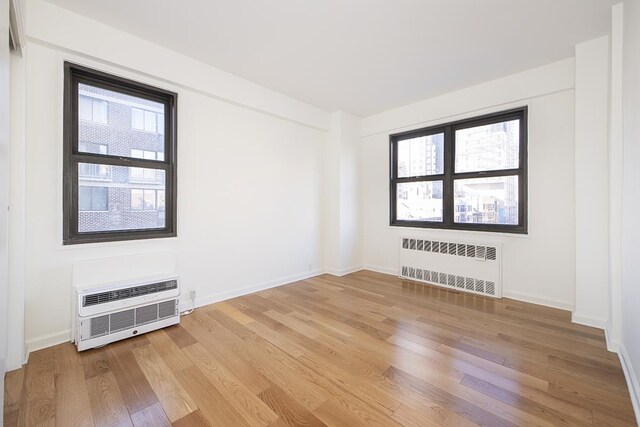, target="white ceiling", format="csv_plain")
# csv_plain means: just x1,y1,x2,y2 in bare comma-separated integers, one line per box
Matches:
45,0,616,116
